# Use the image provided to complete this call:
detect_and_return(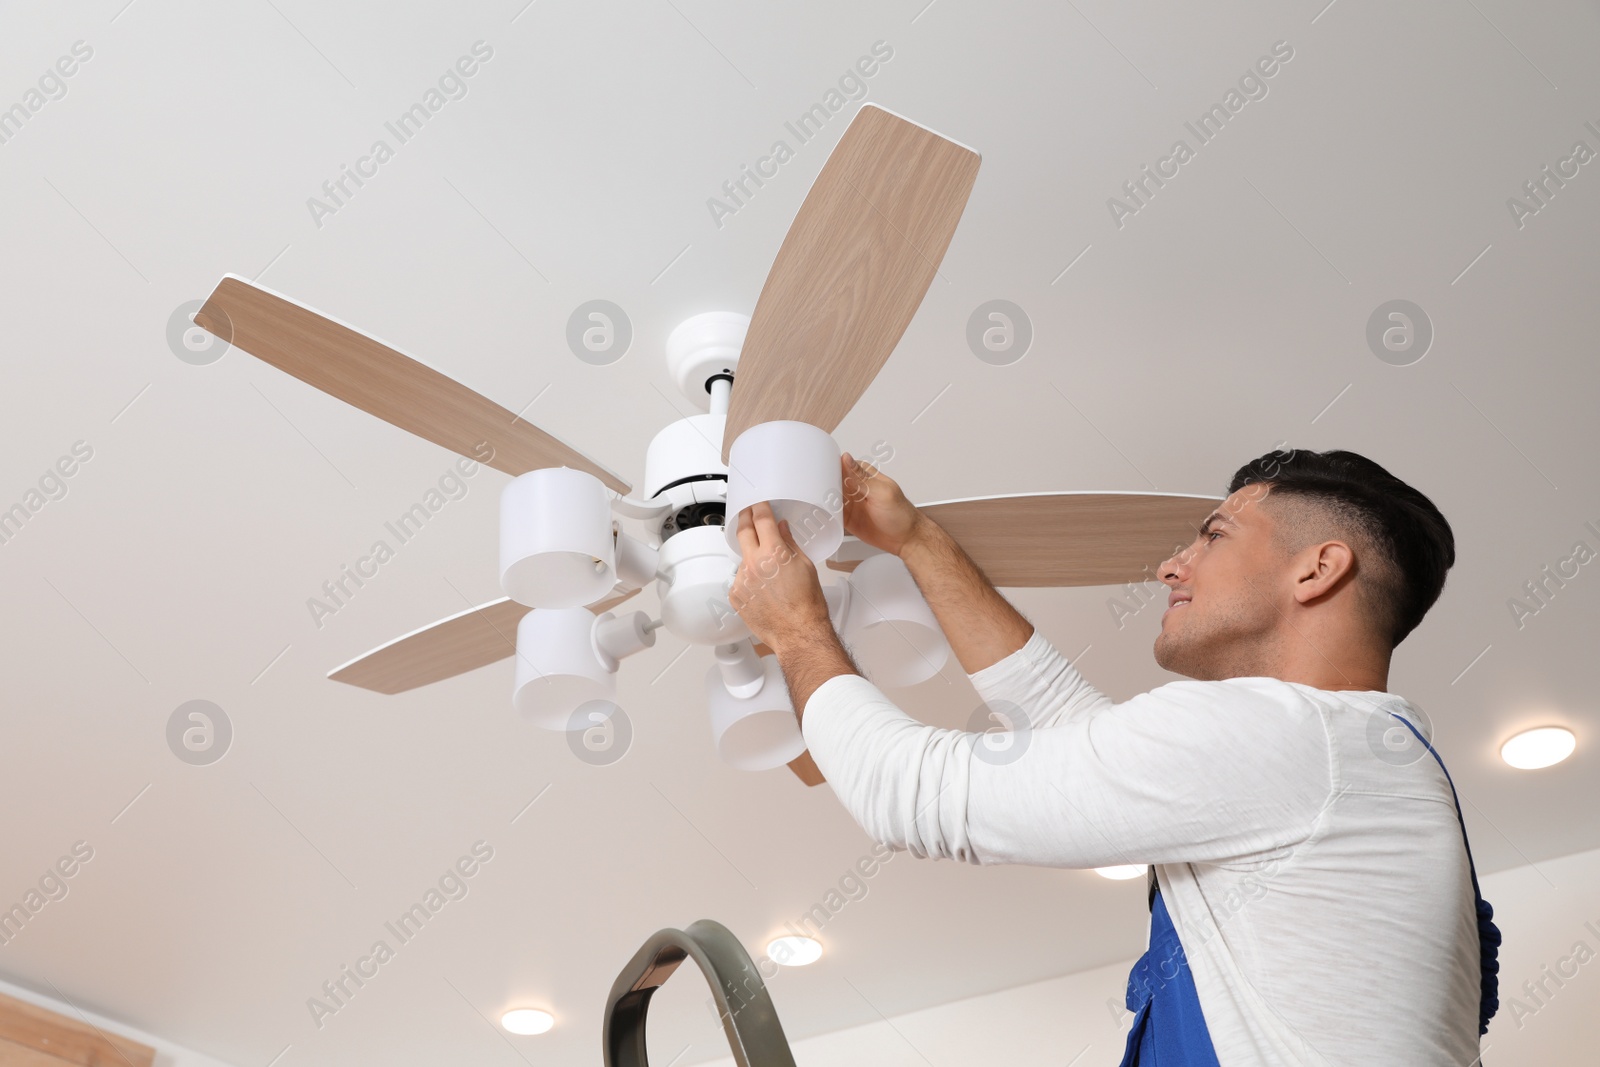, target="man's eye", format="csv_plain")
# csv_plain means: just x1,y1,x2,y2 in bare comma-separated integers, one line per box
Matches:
1206,531,1223,541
